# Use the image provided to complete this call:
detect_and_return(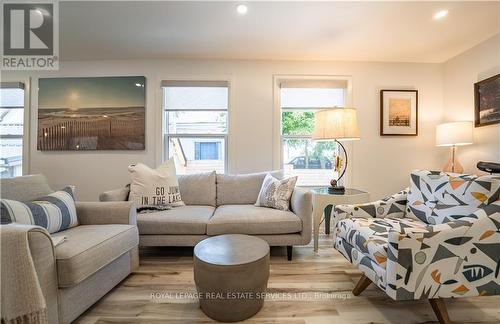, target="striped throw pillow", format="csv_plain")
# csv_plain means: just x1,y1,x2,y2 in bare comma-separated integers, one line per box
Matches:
1,187,78,233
